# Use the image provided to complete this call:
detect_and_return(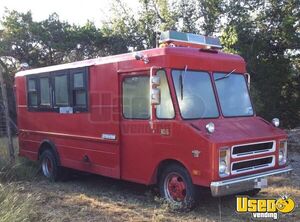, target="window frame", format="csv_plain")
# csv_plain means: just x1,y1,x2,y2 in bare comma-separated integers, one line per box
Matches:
26,67,89,113
70,67,89,112
122,74,150,120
